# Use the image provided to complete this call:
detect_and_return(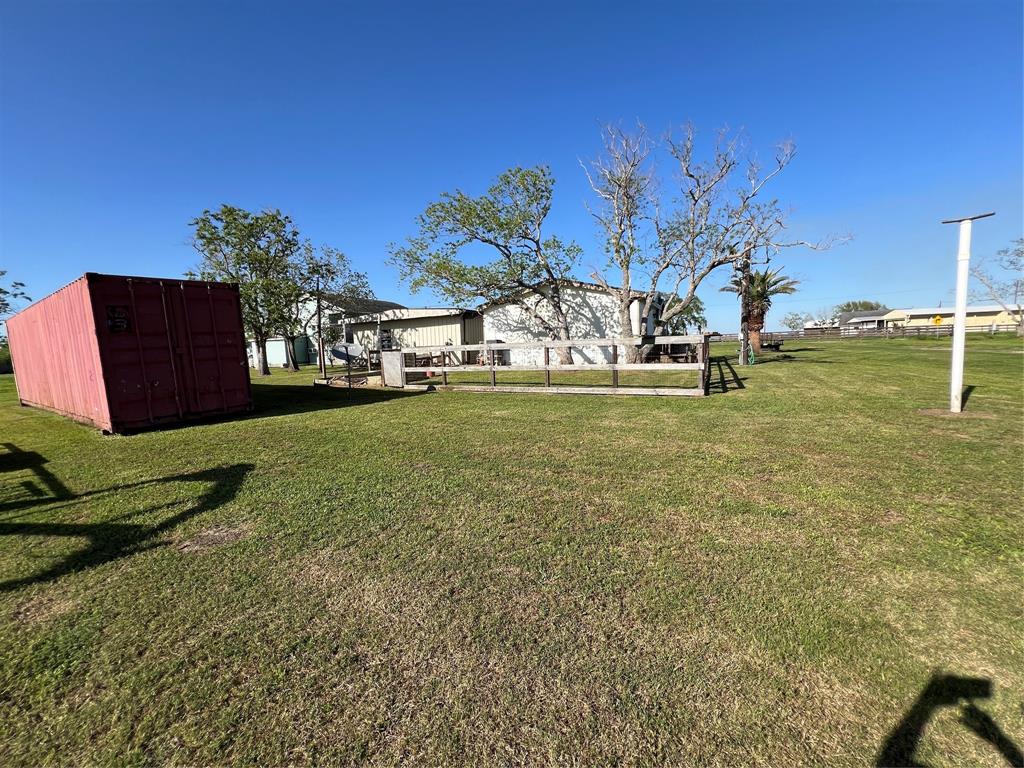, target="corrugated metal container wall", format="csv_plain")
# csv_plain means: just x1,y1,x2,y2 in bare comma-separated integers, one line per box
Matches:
5,276,109,428
6,273,252,433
